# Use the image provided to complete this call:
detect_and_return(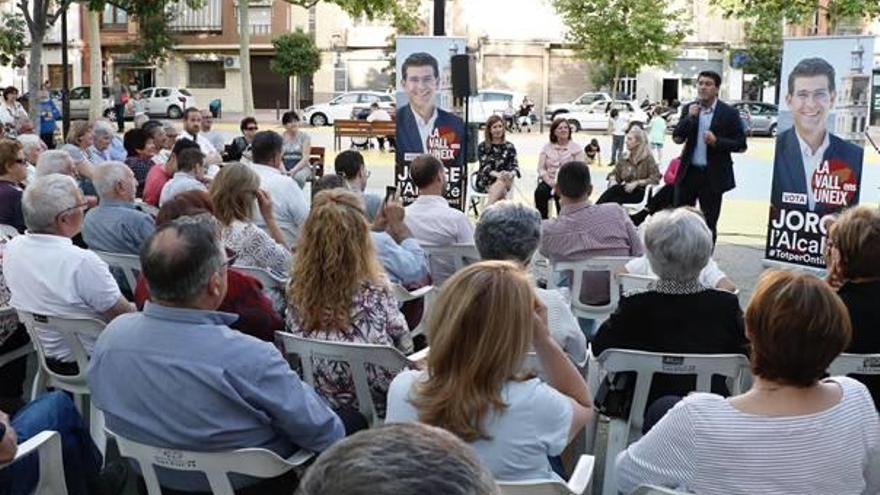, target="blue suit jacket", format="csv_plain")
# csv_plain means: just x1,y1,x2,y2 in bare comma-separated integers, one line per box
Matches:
672,100,747,193
395,104,465,167
772,127,863,214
